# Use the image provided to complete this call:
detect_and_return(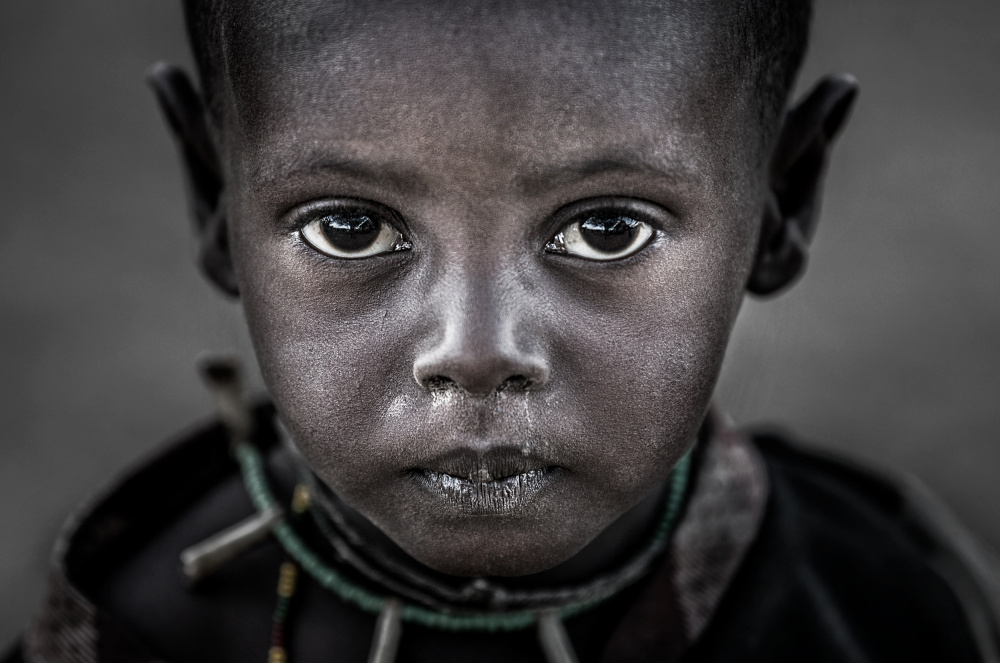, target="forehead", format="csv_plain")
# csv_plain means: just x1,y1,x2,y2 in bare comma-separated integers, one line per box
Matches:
218,0,756,189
